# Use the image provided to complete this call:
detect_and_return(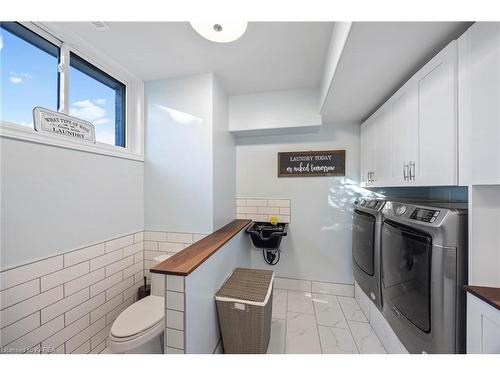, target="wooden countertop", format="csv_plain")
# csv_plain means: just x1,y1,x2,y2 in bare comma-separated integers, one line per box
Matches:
150,219,251,276
464,285,500,311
